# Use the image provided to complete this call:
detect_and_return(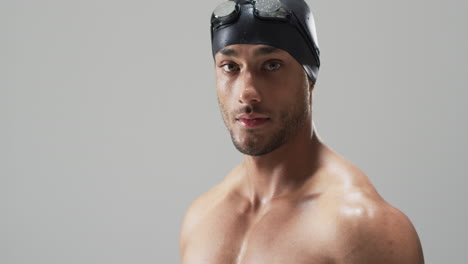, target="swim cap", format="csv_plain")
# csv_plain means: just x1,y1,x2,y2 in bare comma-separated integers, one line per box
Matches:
210,0,320,83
